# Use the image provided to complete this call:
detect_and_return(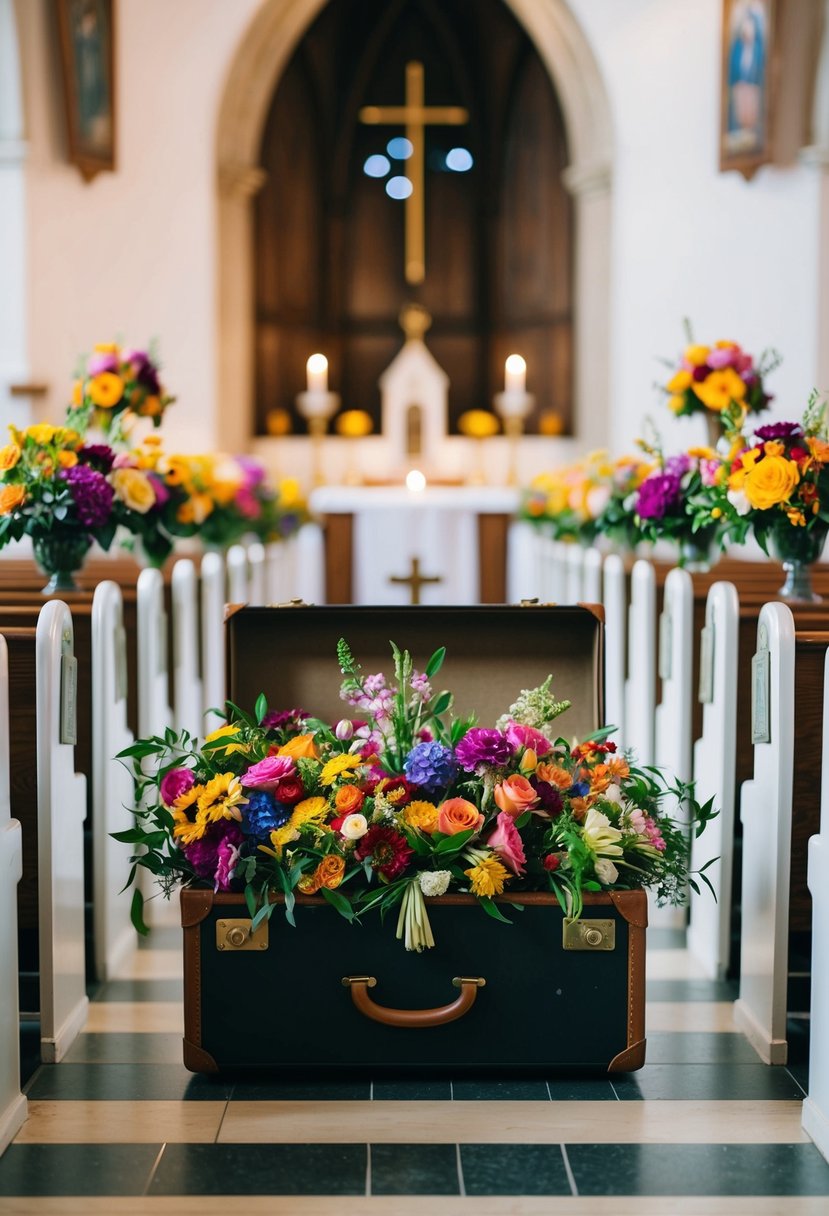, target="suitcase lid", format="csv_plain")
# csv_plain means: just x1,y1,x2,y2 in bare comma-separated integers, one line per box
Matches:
225,604,604,740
